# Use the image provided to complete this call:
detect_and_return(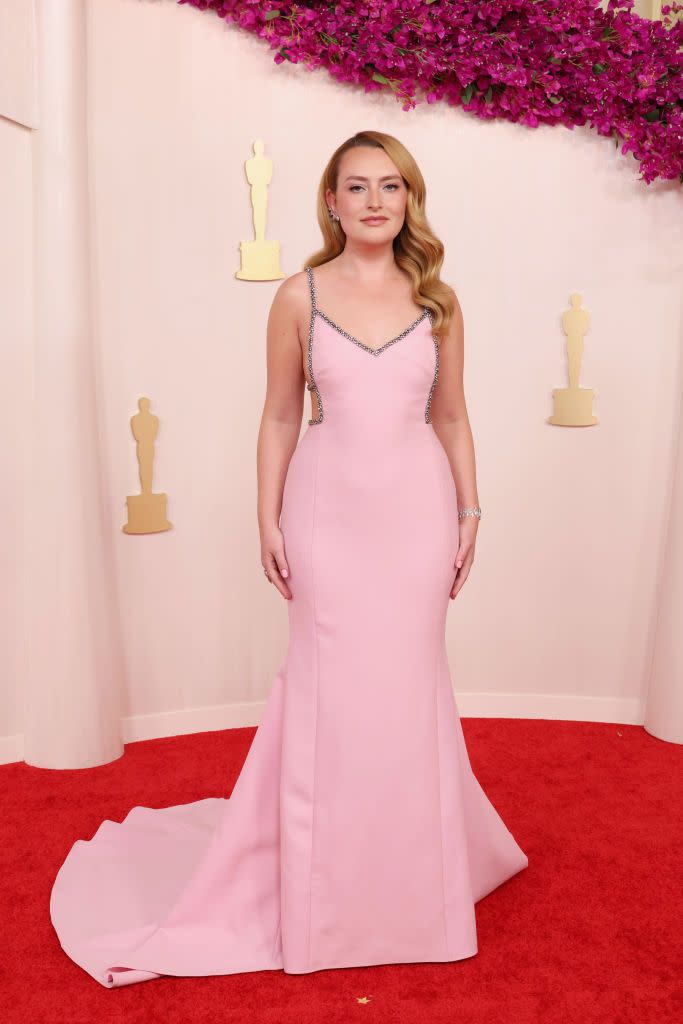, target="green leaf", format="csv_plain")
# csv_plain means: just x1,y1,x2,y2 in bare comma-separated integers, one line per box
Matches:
265,10,280,20
461,83,474,103
372,71,390,84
